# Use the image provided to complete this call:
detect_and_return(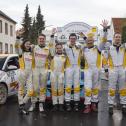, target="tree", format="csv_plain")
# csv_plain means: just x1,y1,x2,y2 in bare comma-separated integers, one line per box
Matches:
121,19,126,43
122,26,126,43
30,18,38,44
36,5,45,35
21,4,32,41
